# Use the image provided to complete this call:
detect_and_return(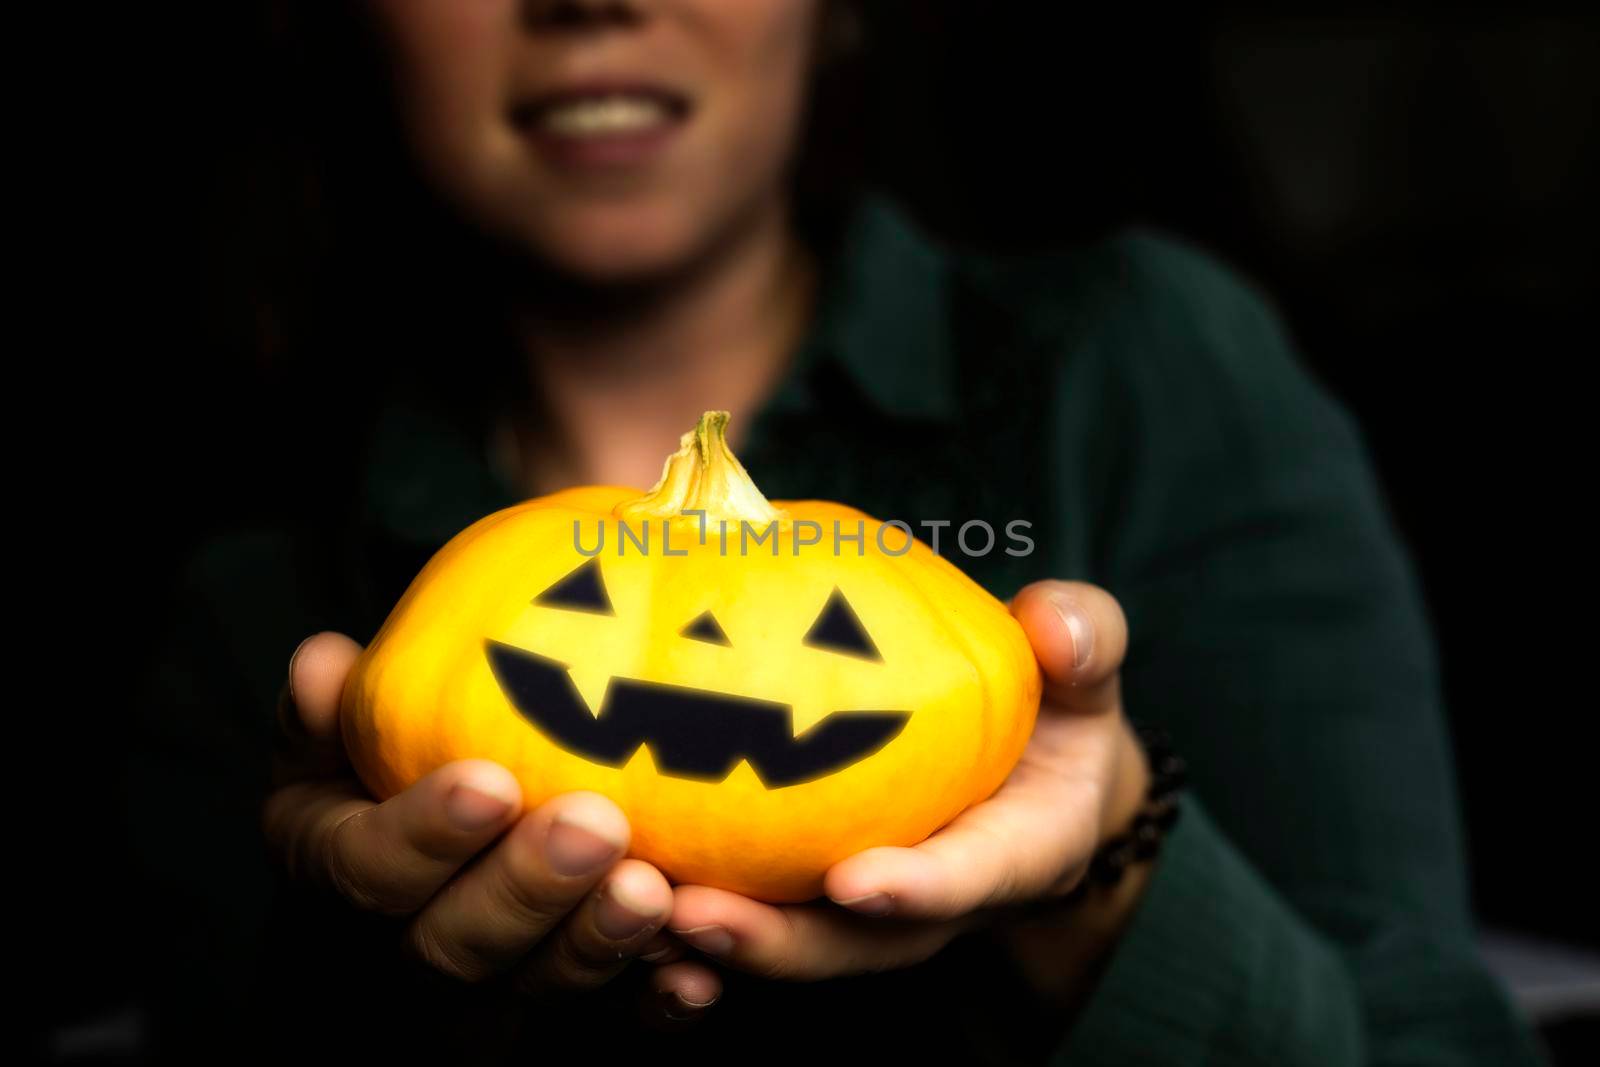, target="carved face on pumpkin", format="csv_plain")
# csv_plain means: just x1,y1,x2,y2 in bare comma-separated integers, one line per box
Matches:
486,558,911,789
